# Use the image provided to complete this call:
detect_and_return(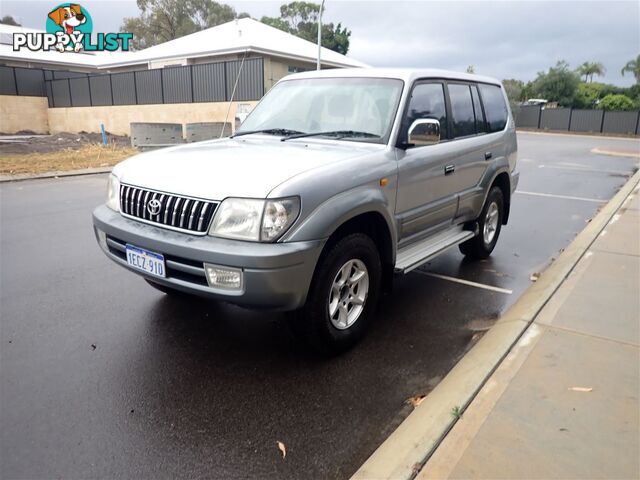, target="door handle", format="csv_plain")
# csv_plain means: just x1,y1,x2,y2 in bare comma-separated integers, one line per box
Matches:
484,151,493,160
444,164,455,175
